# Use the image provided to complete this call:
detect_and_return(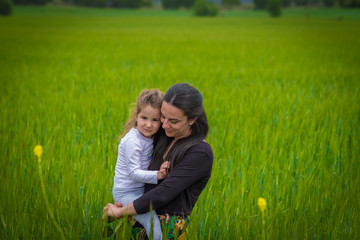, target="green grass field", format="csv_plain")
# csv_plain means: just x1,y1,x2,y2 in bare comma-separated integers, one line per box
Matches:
1,6,359,239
